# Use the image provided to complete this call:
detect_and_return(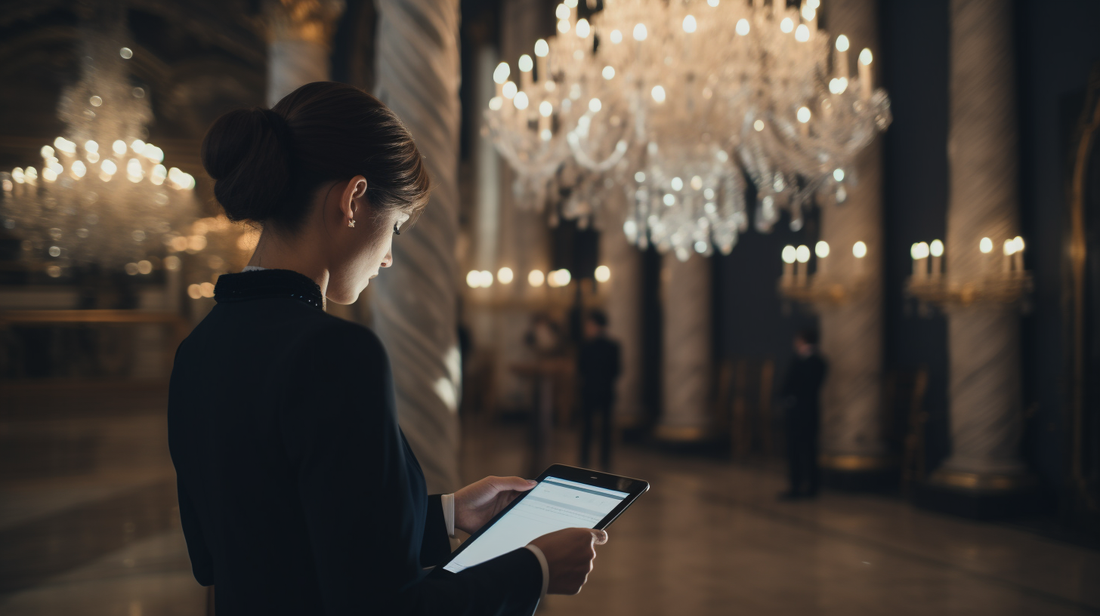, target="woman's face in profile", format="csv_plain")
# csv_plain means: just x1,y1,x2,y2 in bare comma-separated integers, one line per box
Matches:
325,193,410,305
